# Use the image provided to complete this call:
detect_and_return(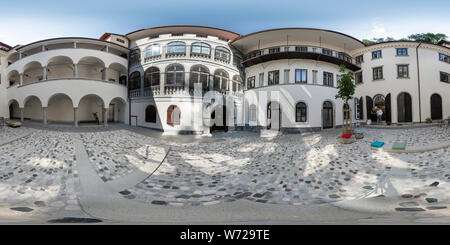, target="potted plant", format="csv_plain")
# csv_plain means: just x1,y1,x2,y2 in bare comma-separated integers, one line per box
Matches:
425,117,432,123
